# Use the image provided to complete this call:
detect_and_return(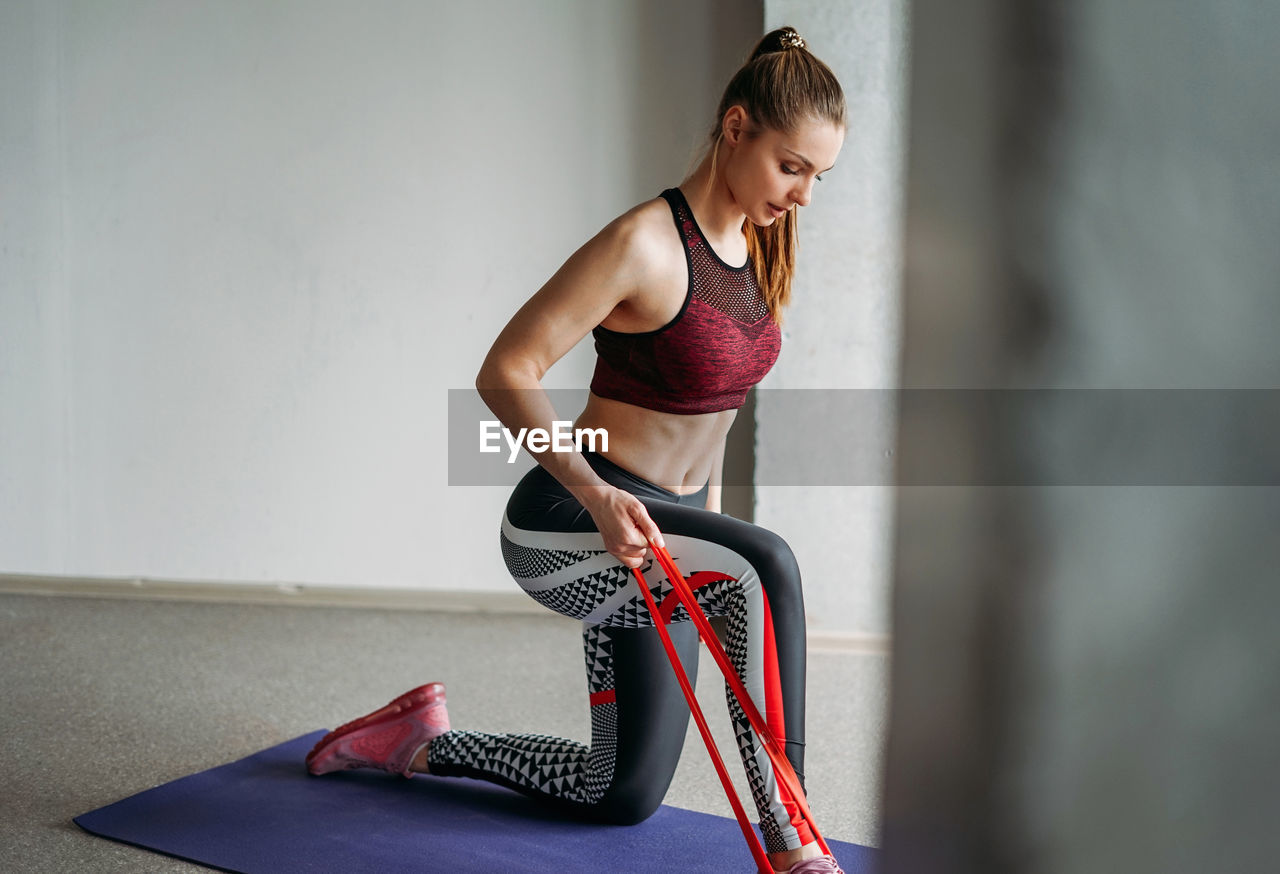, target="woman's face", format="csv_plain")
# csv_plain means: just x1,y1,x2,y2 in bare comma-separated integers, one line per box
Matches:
722,109,845,227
